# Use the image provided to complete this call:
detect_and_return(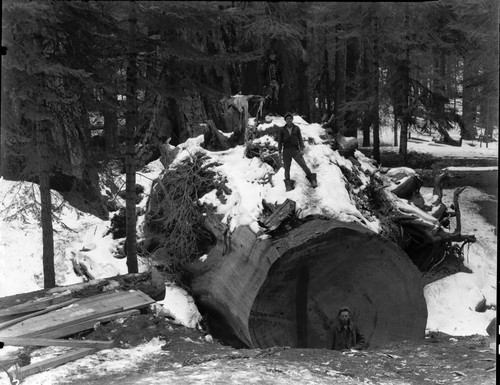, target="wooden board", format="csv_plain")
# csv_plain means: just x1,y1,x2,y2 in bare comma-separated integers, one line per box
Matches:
1,337,114,349
17,348,97,379
0,290,154,338
0,271,165,310
11,308,123,338
0,298,80,330
35,309,140,339
0,357,18,370
0,293,73,317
